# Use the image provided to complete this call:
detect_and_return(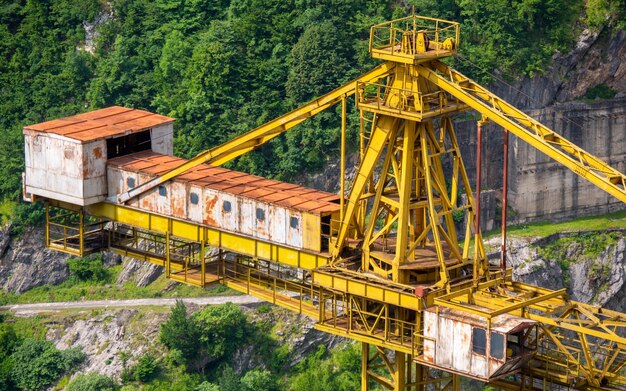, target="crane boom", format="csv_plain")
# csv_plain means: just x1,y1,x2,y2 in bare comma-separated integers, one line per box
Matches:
115,62,395,204
417,60,626,204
